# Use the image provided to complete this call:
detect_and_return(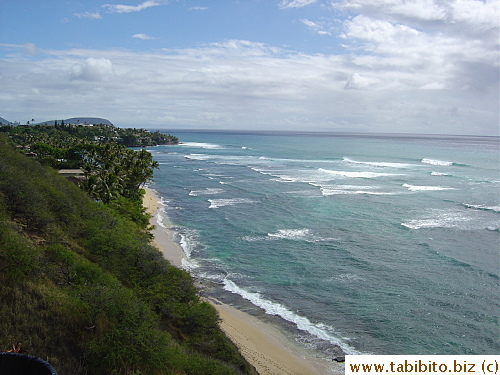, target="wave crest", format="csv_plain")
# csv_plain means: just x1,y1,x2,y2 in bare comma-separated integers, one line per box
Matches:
319,168,400,178
403,183,455,191
208,198,255,208
421,158,453,166
343,157,411,168
463,203,500,213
